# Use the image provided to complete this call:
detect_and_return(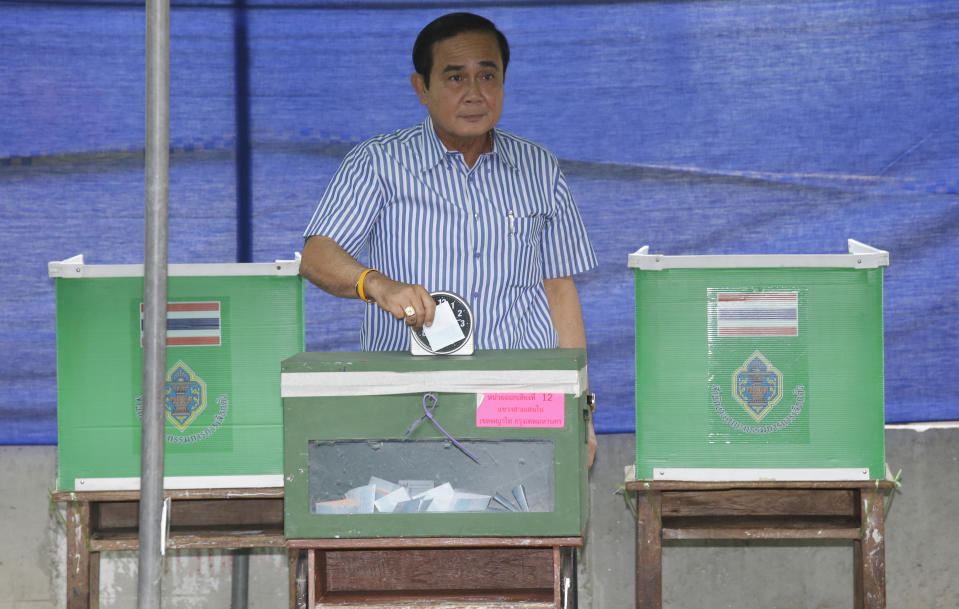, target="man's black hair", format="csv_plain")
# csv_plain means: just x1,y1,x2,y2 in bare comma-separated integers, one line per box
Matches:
412,12,510,88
